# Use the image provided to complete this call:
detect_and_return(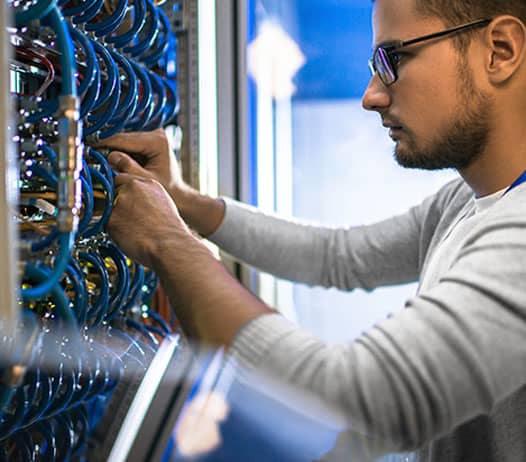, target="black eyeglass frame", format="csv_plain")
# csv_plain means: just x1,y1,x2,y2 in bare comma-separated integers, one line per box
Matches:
368,18,493,86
